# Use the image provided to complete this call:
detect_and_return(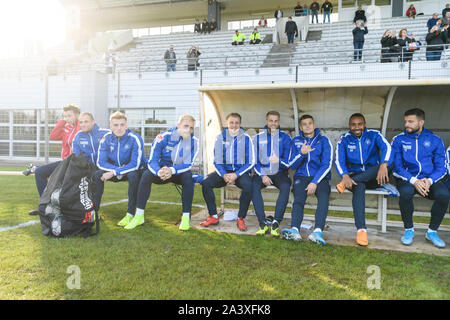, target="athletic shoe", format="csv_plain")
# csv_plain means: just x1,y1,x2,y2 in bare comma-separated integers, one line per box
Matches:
336,182,346,194
124,214,144,230
401,229,414,246
179,216,190,231
281,227,302,241
425,231,446,248
237,218,247,231
28,209,40,216
200,216,219,227
356,229,368,246
22,164,36,176
256,224,269,236
308,231,326,246
117,214,133,227
270,221,280,237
